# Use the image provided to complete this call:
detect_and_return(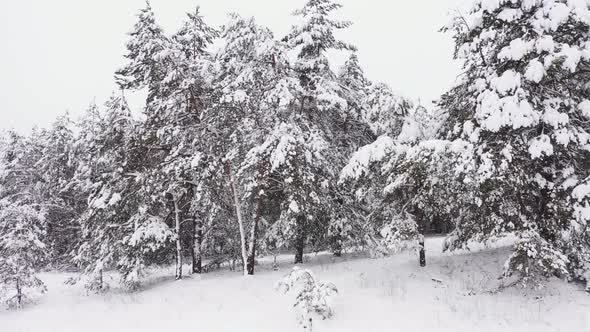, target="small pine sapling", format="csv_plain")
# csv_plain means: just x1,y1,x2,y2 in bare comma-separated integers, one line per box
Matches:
277,267,338,331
